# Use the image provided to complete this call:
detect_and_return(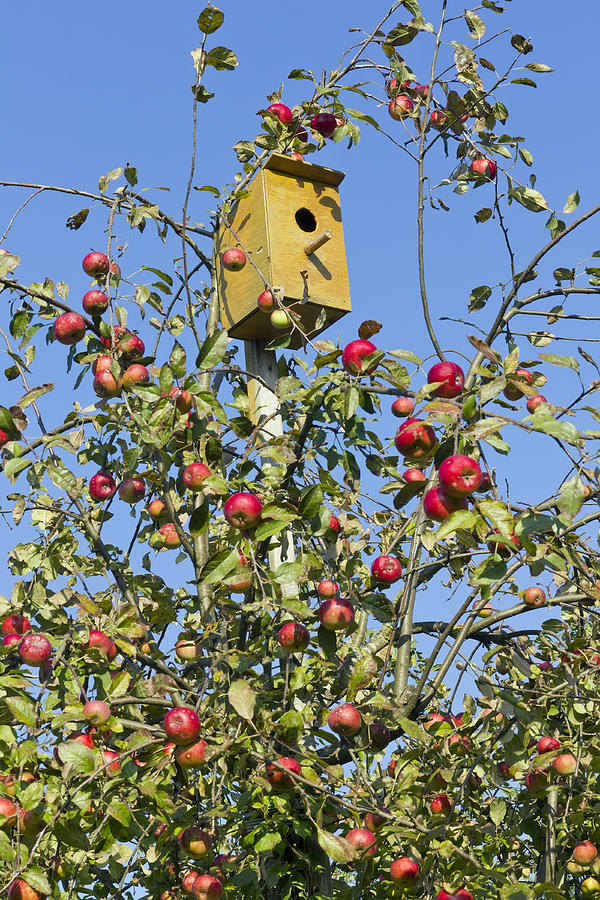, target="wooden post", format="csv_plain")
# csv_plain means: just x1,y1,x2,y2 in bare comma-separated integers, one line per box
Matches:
245,339,298,600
